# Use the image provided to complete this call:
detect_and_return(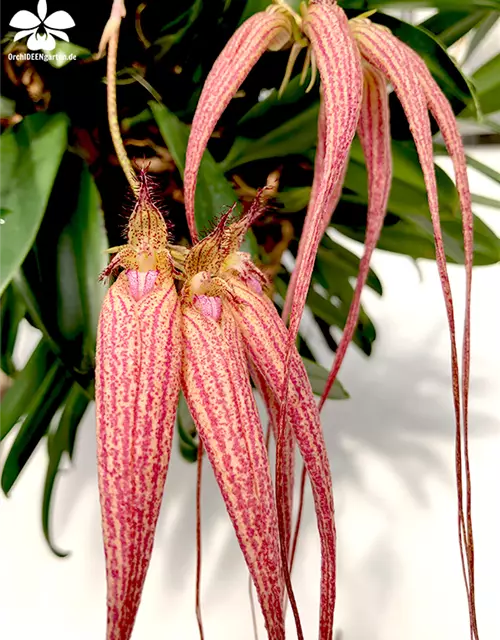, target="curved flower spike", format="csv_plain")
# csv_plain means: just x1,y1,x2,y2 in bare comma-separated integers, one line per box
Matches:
319,62,392,409
184,10,293,241
95,177,182,640
181,302,285,639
